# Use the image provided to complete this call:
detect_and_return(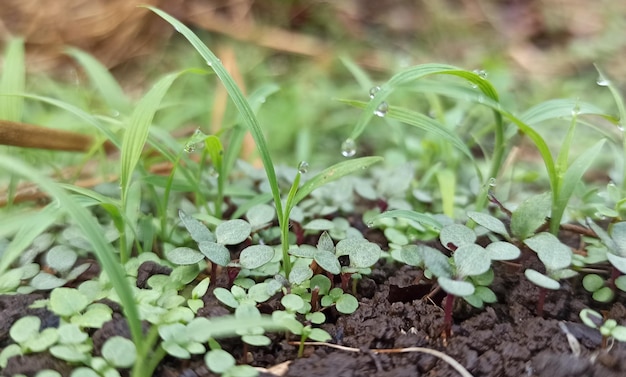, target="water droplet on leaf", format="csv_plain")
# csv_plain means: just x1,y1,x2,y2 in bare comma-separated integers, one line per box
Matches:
369,86,381,99
488,177,497,188
571,104,581,116
473,69,488,79
617,123,624,132
341,138,357,157
298,161,309,174
374,101,389,117
597,76,610,87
